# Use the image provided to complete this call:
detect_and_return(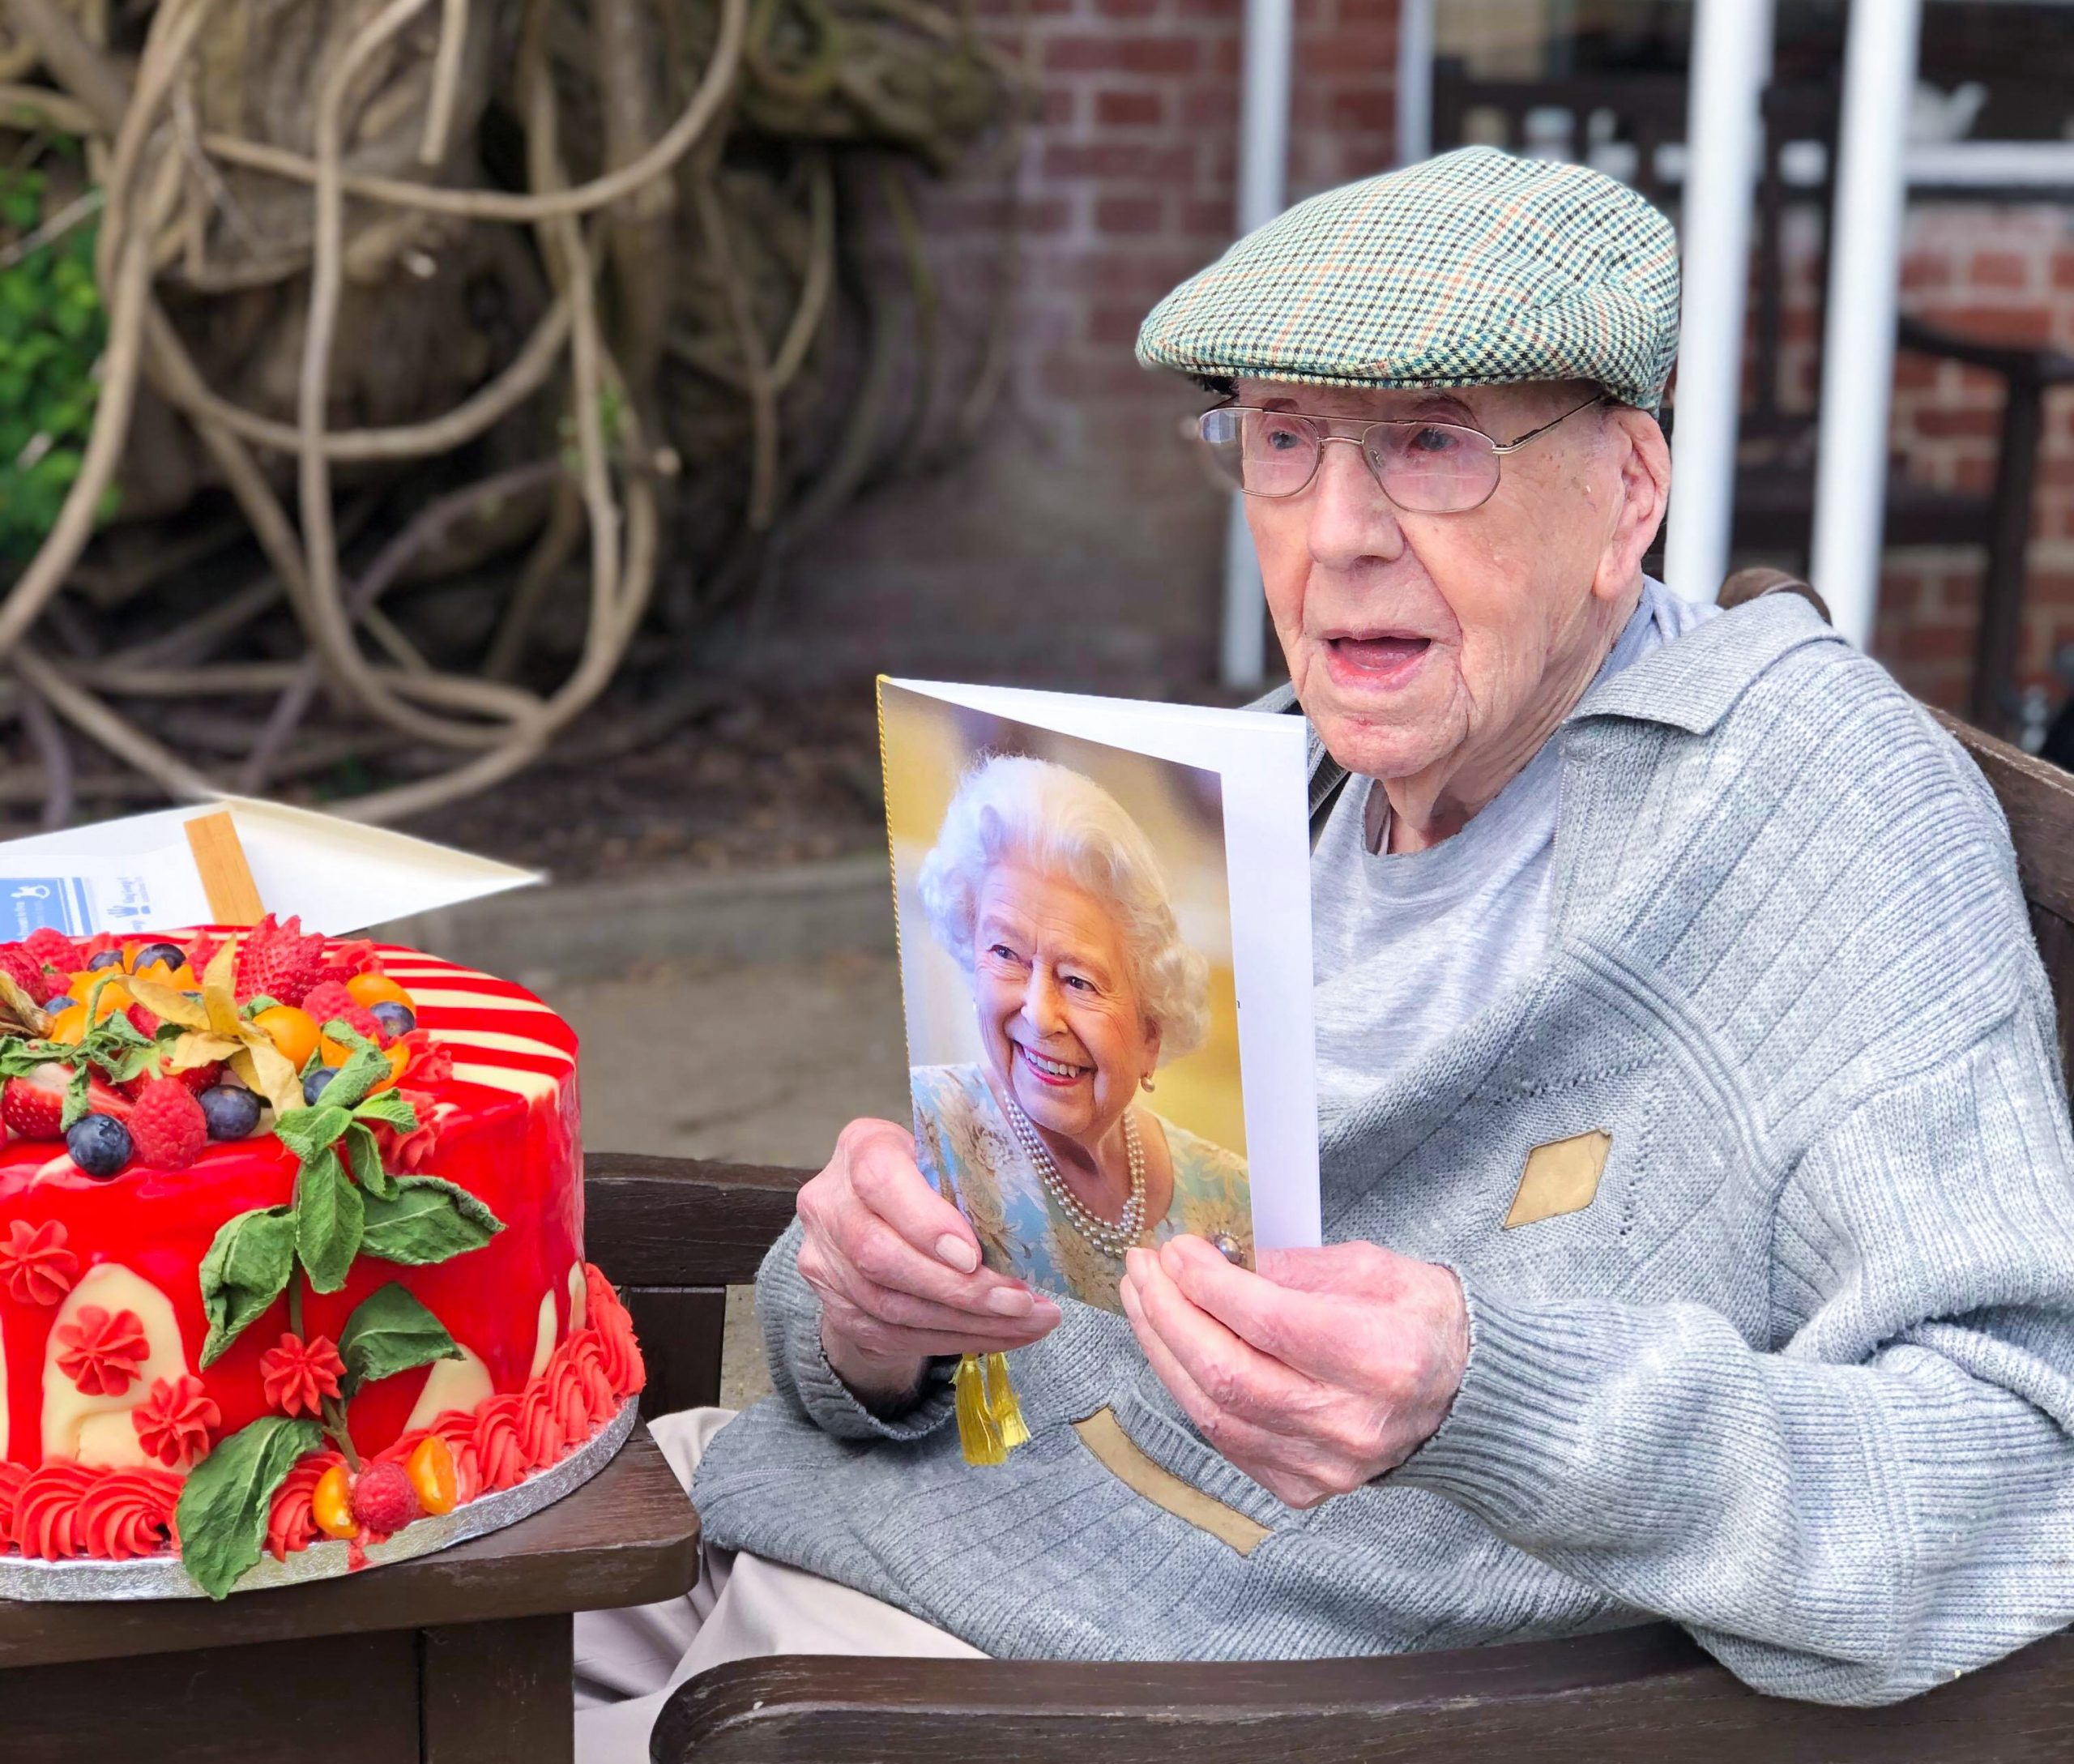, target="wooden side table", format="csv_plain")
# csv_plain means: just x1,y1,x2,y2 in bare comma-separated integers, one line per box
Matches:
0,1429,700,1763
